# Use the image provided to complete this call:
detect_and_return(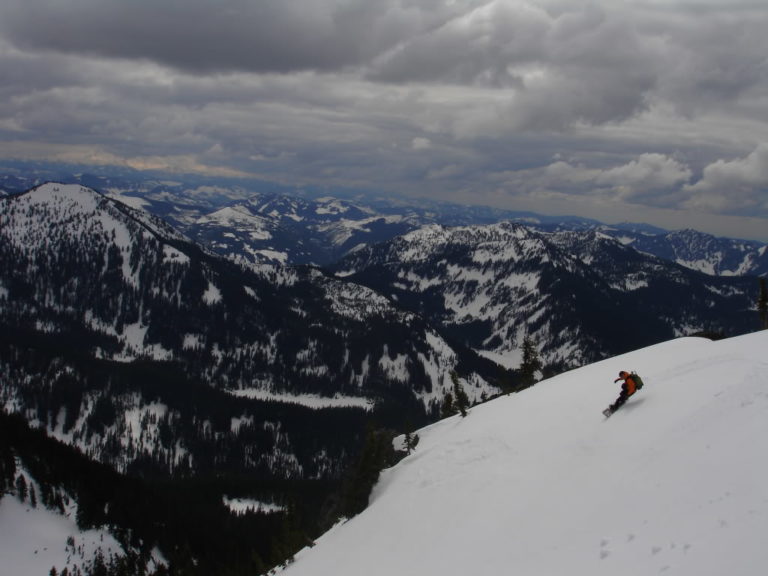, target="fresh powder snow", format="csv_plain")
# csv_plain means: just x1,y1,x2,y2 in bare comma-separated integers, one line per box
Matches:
279,330,768,576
